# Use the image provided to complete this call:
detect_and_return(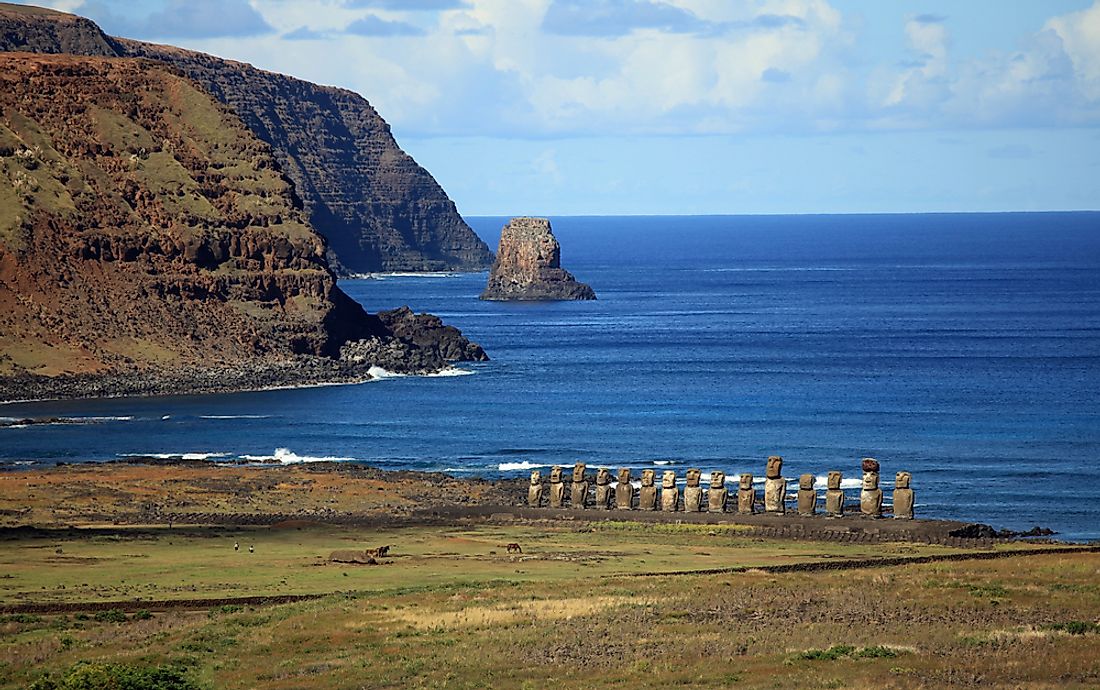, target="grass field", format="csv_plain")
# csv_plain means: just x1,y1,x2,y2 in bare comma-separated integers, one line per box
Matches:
2,522,1100,688
0,522,978,606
